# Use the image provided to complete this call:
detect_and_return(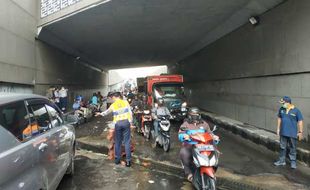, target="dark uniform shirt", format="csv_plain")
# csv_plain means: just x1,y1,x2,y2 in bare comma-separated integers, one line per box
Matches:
278,106,303,139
